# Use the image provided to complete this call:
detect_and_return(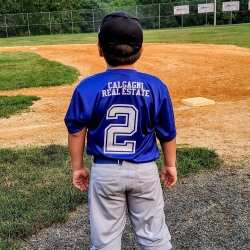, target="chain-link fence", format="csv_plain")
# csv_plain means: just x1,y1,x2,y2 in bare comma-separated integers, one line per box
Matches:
0,1,249,38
